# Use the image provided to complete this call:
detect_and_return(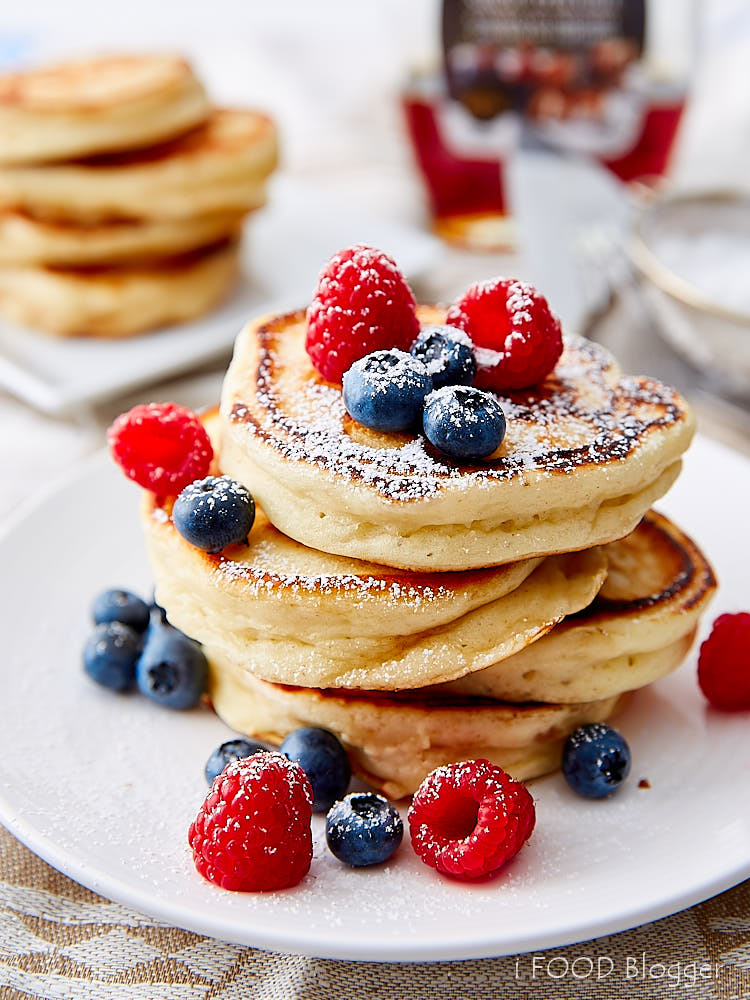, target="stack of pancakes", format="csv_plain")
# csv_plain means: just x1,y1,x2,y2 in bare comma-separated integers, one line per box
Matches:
0,54,277,337
143,306,716,798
